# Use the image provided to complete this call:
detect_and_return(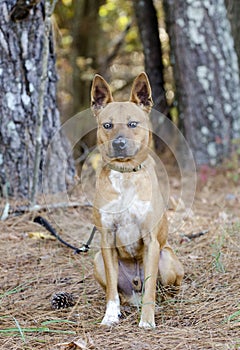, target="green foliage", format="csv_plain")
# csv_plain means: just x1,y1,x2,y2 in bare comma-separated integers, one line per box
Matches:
54,0,74,26
99,0,140,52
99,0,131,32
